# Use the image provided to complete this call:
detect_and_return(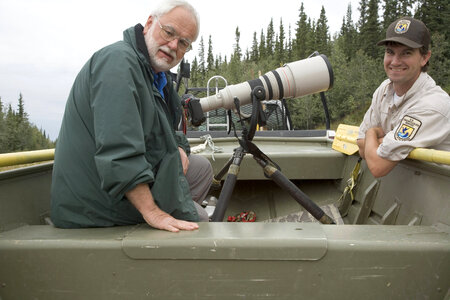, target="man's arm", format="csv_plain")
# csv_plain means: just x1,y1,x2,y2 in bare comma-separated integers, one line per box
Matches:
357,136,385,160
126,183,199,232
363,127,399,178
